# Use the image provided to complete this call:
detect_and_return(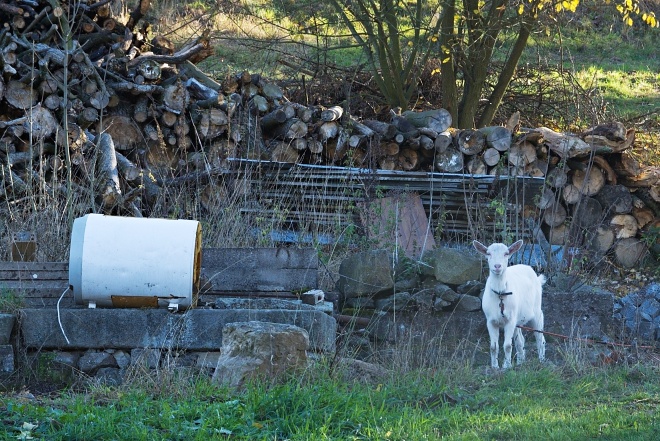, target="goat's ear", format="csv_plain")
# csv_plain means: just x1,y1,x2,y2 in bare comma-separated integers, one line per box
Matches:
473,240,488,255
508,240,524,254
